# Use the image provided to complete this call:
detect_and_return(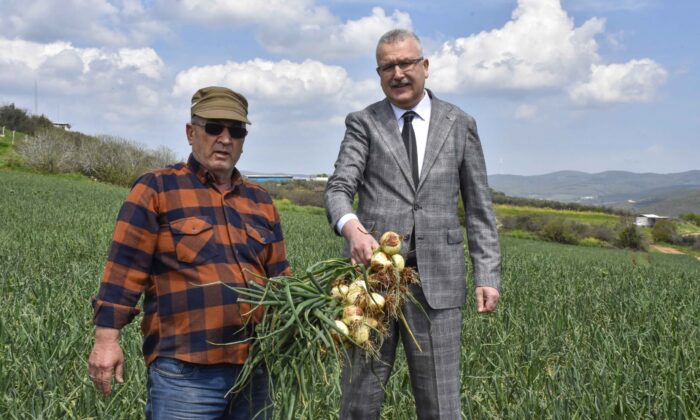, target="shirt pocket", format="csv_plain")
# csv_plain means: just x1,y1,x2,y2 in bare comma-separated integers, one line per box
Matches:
169,217,218,264
245,223,276,245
